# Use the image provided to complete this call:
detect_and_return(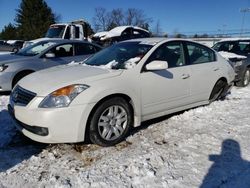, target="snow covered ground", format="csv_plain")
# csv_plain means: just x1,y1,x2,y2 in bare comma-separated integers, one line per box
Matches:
1,86,250,187
0,51,11,55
